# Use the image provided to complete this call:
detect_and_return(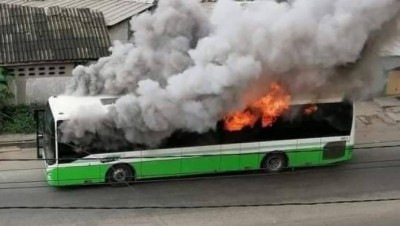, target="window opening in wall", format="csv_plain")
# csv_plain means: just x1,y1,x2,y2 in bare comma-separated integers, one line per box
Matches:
39,67,45,71
28,73,35,76
18,68,24,72
39,72,45,76
59,66,65,70
59,71,66,75
49,72,55,75
8,69,15,76
18,73,25,76
49,67,55,70
28,68,35,71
